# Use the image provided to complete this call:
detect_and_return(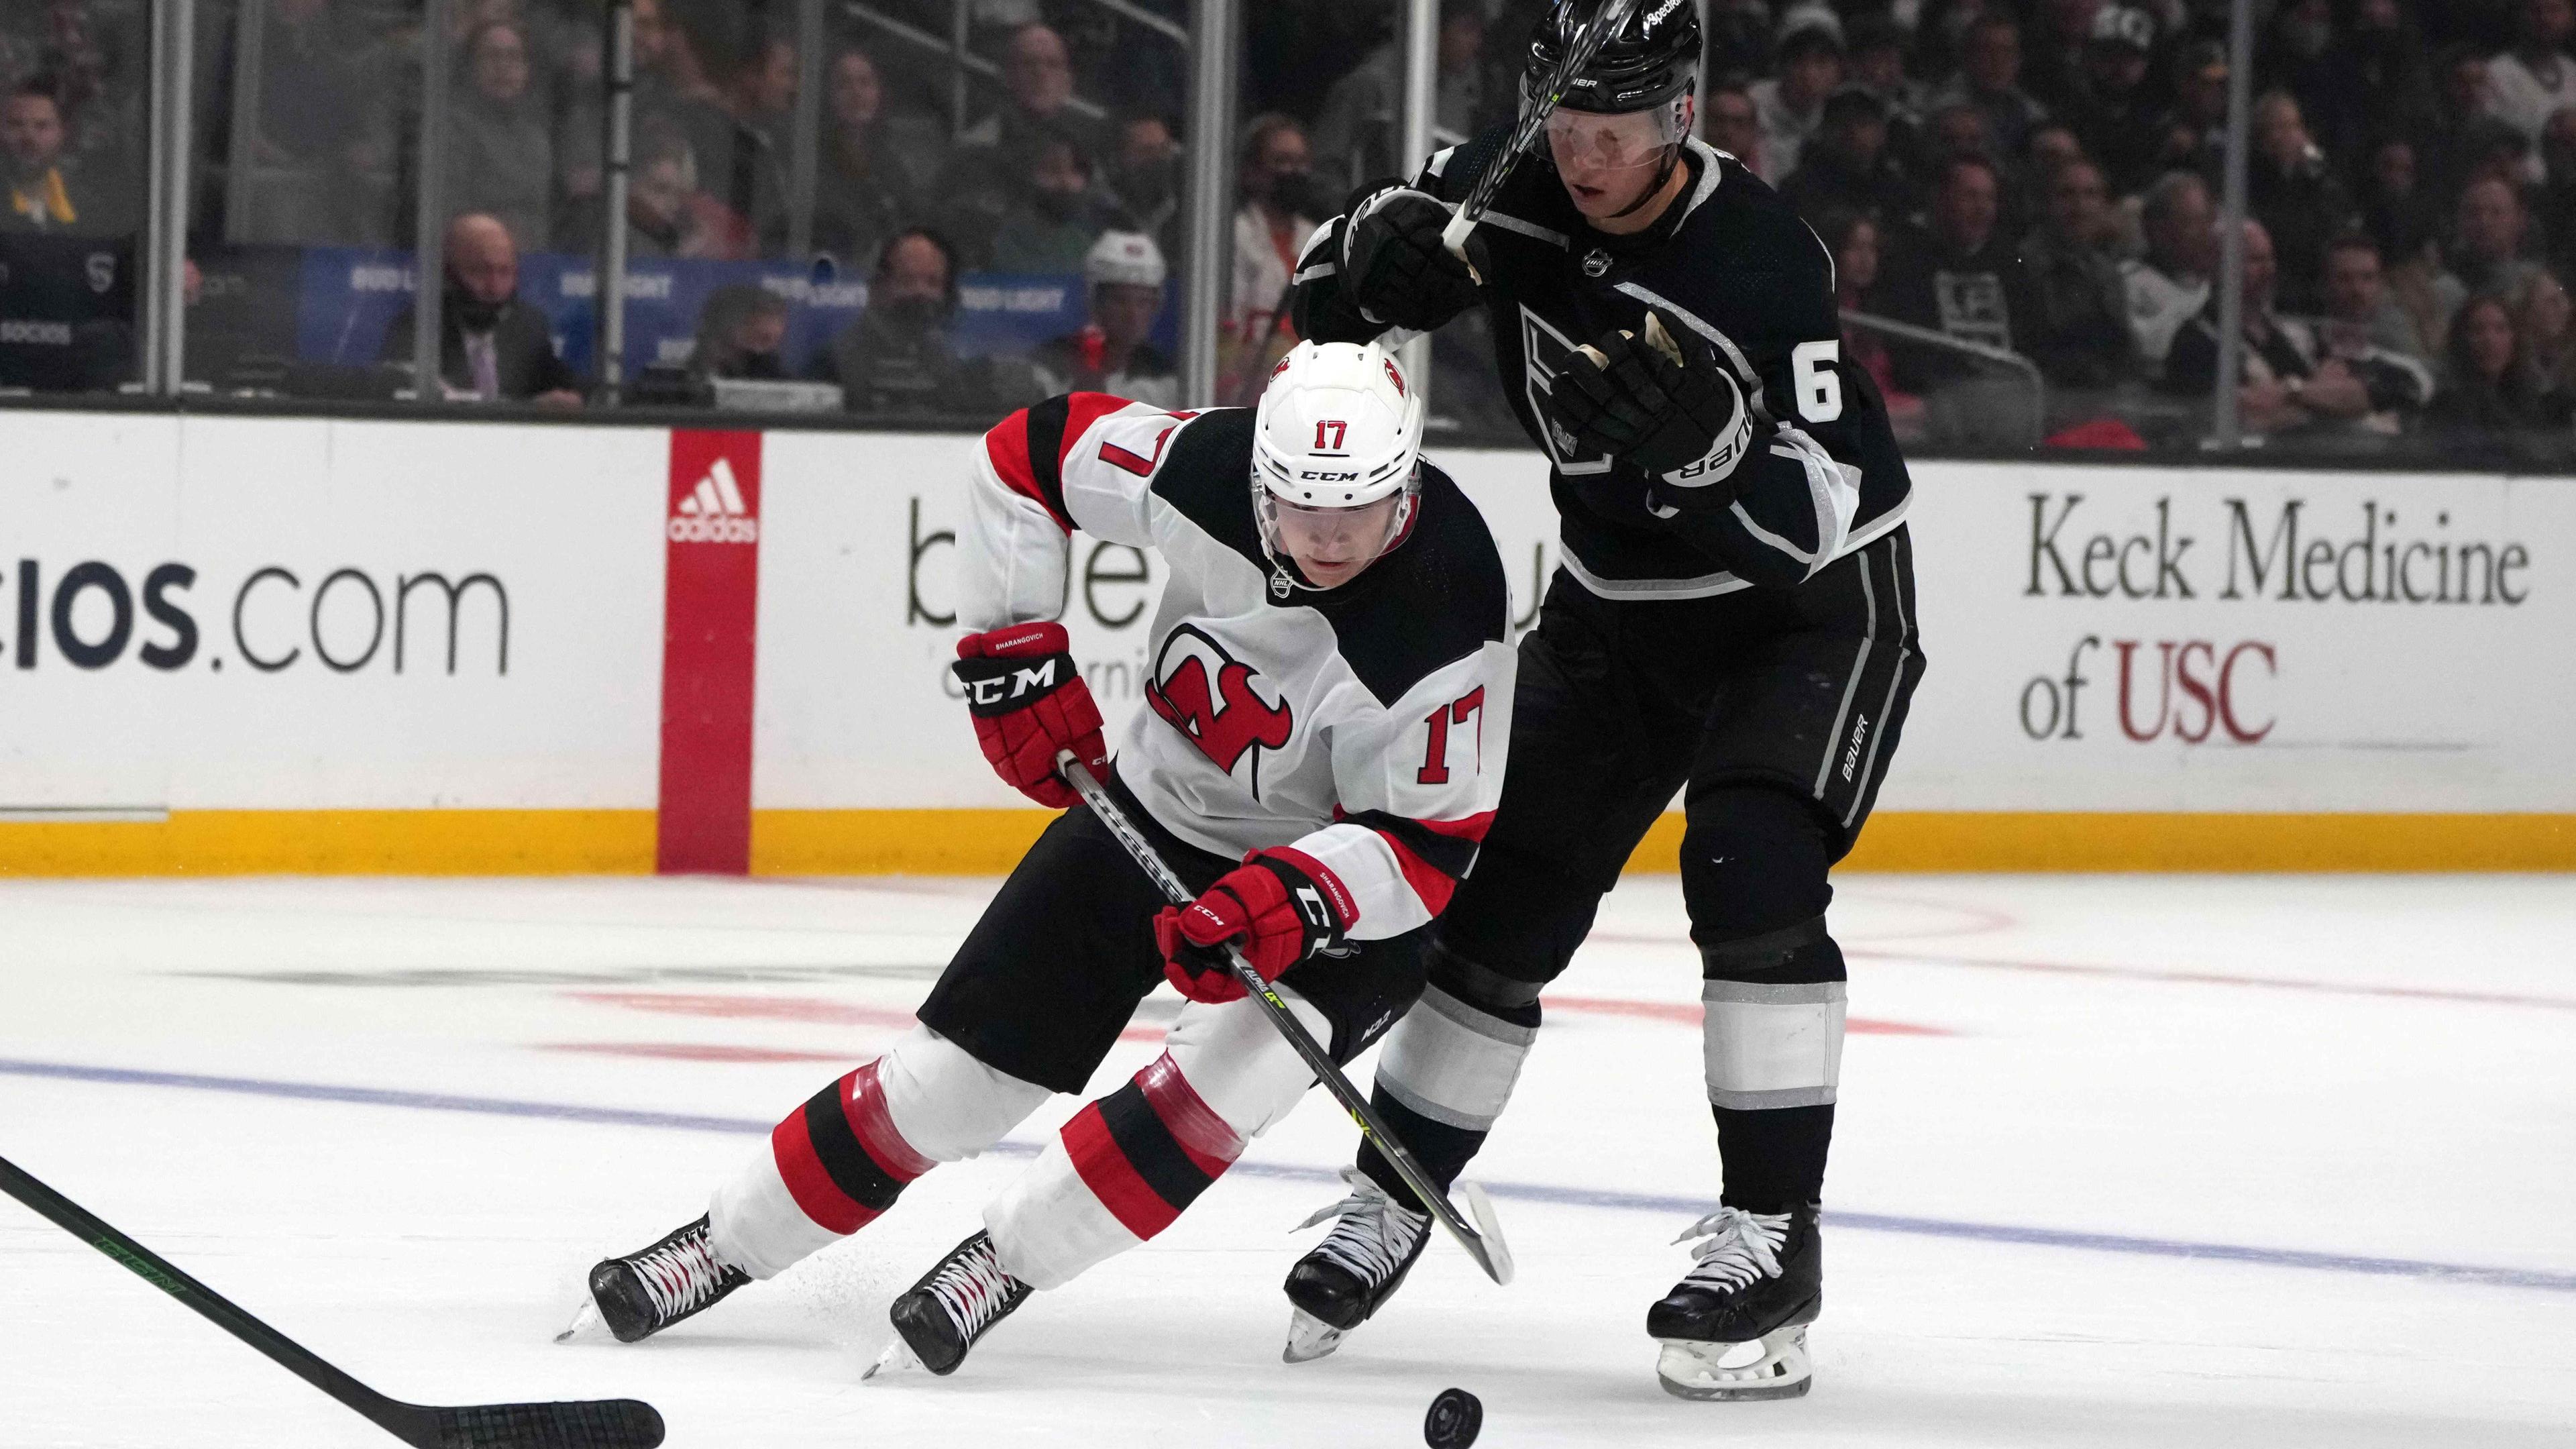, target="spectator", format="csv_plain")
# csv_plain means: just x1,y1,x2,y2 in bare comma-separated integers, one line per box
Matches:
1311,0,1489,195
1,83,96,231
1703,0,1774,83
688,283,792,383
2020,158,2136,387
378,213,581,407
447,21,553,252
827,227,971,416
2485,0,2576,150
1873,154,2042,391
2151,40,2231,186
1923,98,1996,171
2165,221,2377,437
1815,207,1926,440
1222,113,1319,400
1104,110,1183,254
2539,107,2576,277
2426,293,2569,431
2023,0,2104,116
2063,5,2164,197
1780,87,1914,225
1936,14,2048,162
2313,233,2439,433
2514,267,2576,394
810,48,934,271
1032,229,1176,406
2246,92,2354,311
2432,176,2544,339
1750,9,1843,180
2418,46,2530,204
2301,0,2433,164
233,0,397,244
2359,136,2442,272
958,24,1103,162
2123,172,2216,375
711,33,799,246
984,132,1116,272
617,119,751,259
1701,82,1765,175
1843,13,1929,172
